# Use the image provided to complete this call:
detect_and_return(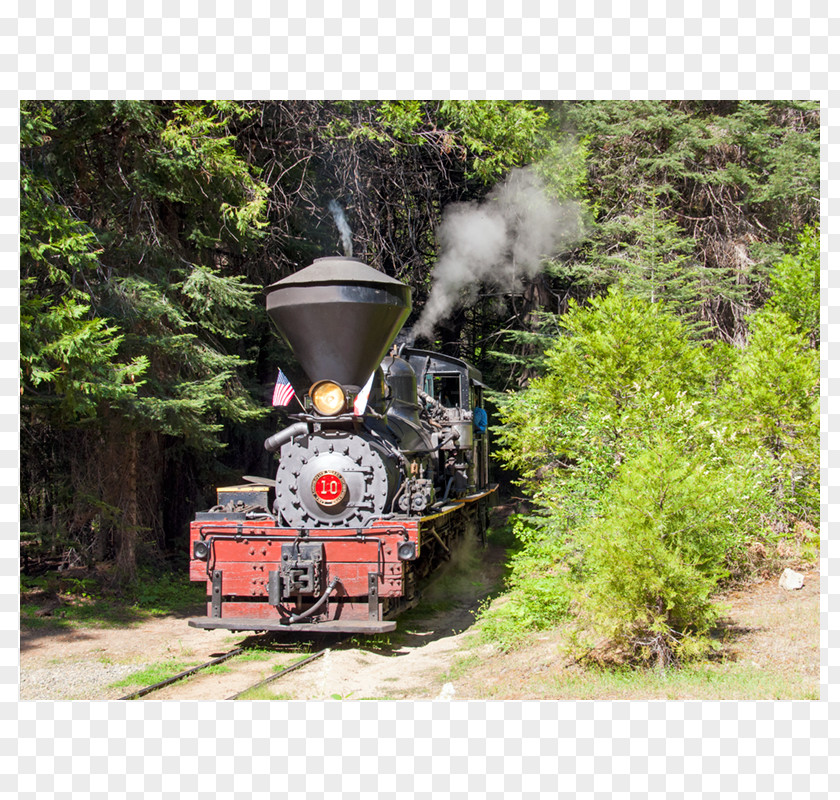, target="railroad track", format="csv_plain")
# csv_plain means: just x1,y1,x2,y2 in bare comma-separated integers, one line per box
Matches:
119,635,344,701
